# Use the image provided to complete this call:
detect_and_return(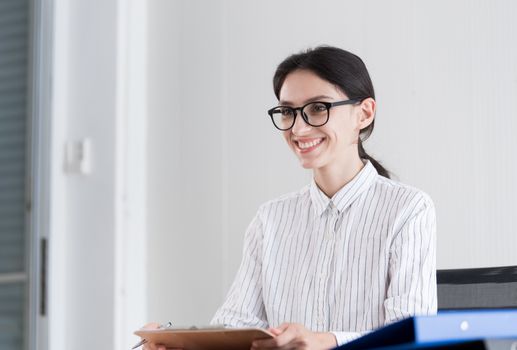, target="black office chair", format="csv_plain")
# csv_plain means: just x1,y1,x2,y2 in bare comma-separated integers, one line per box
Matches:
437,265,517,310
